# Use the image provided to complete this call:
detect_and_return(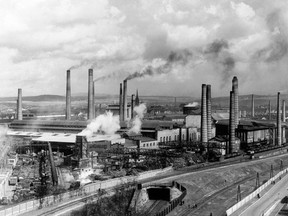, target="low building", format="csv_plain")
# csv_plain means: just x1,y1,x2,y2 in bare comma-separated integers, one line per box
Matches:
215,119,287,151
